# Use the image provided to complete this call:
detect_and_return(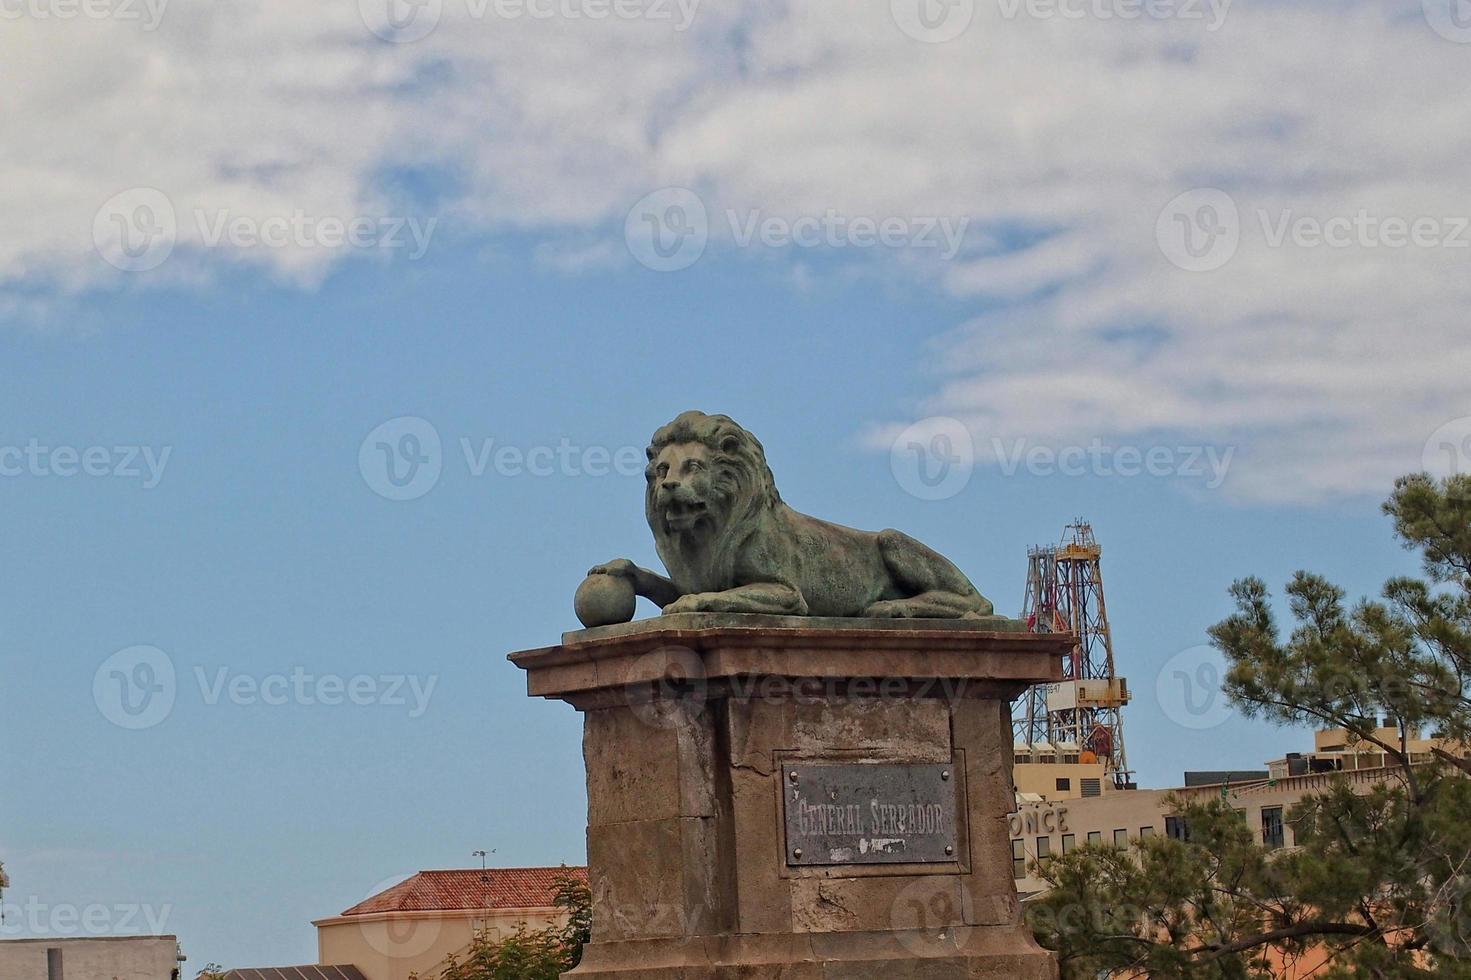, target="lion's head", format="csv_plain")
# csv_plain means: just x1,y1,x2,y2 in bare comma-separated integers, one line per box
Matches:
645,411,779,591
